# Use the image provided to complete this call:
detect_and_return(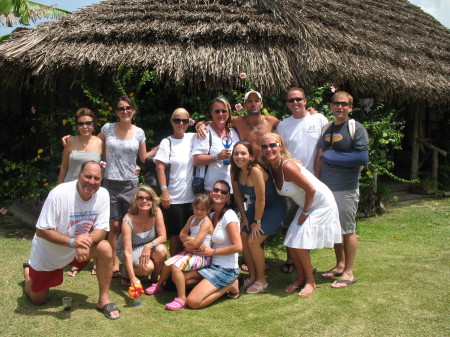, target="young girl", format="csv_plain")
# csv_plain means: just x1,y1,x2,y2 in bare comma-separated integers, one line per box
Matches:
145,194,214,310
